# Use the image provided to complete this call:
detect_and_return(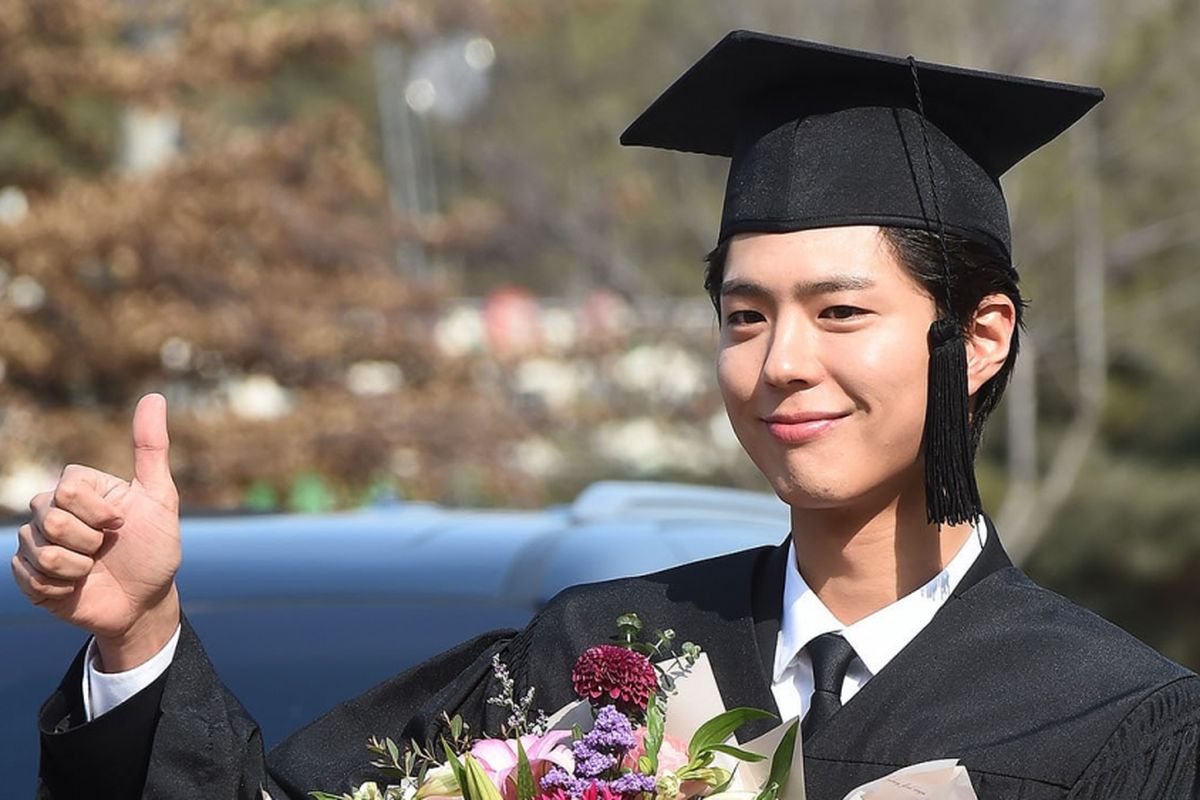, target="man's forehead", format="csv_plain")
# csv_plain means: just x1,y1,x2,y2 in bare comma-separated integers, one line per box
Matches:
722,227,901,284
